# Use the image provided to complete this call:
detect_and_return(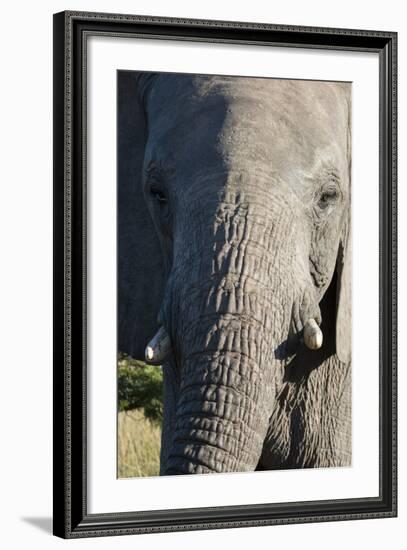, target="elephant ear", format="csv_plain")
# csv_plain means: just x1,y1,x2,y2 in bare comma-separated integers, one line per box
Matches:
118,71,165,360
335,94,352,364
335,219,351,364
